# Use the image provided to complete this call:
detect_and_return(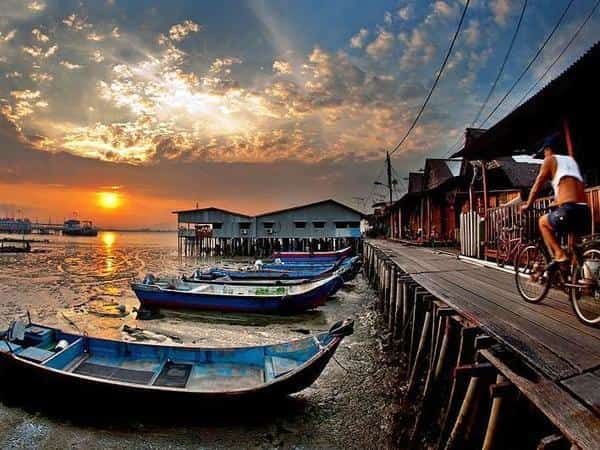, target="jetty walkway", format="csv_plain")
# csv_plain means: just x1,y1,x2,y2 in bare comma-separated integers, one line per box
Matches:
364,239,600,449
